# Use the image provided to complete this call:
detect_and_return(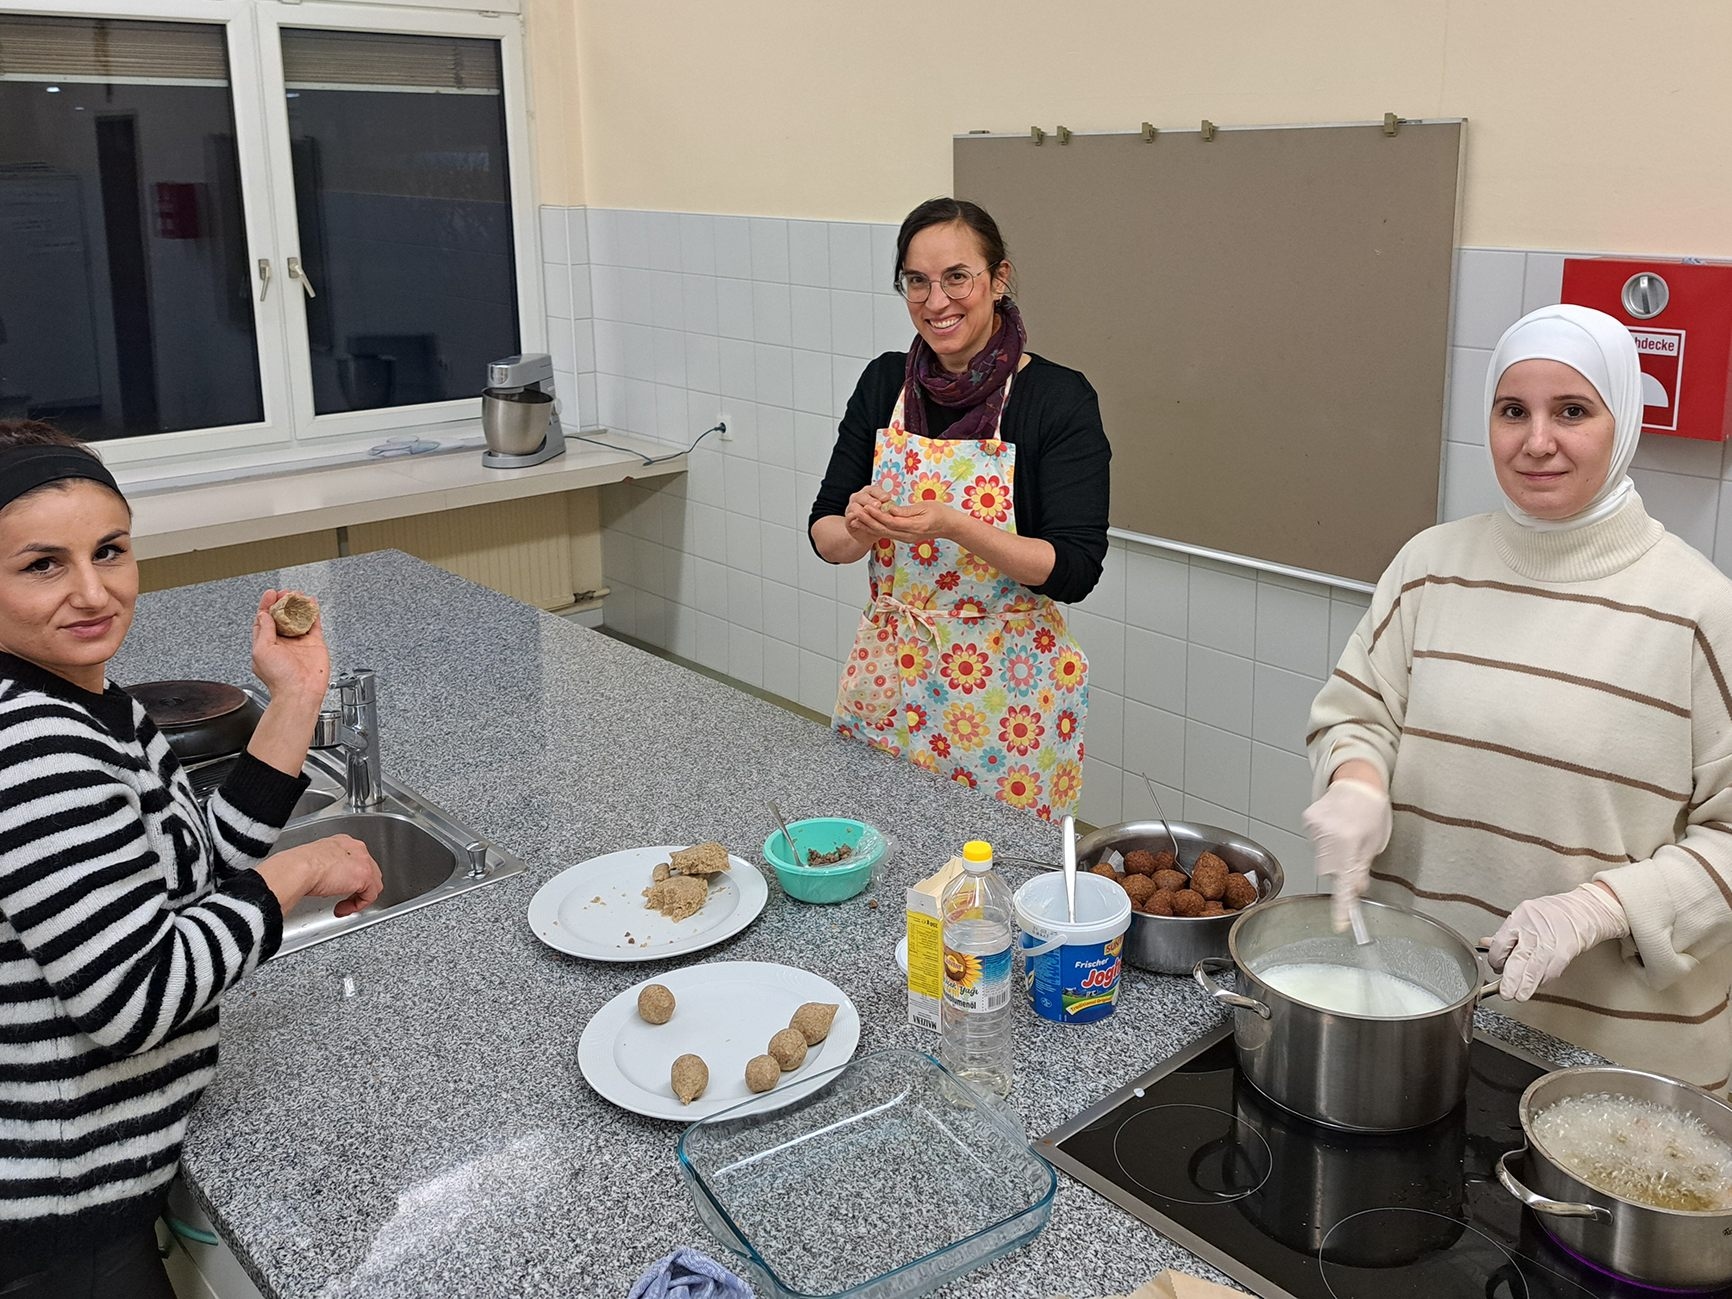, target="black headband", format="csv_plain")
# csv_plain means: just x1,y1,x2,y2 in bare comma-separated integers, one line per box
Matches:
0,445,126,516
